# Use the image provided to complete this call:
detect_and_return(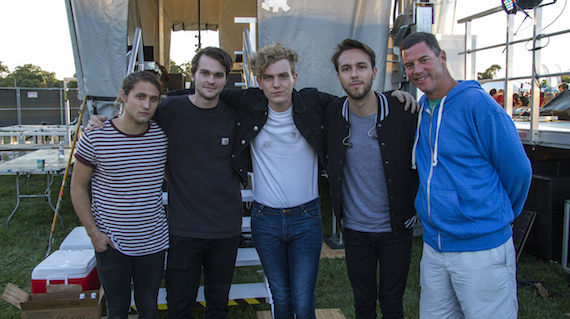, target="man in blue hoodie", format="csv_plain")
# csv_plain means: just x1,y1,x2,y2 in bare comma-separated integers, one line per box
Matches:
400,32,532,319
